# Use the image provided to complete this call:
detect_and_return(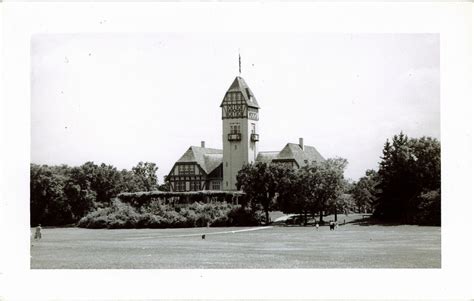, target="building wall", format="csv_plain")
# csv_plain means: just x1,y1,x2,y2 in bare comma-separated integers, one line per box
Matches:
222,116,258,191
168,163,207,192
